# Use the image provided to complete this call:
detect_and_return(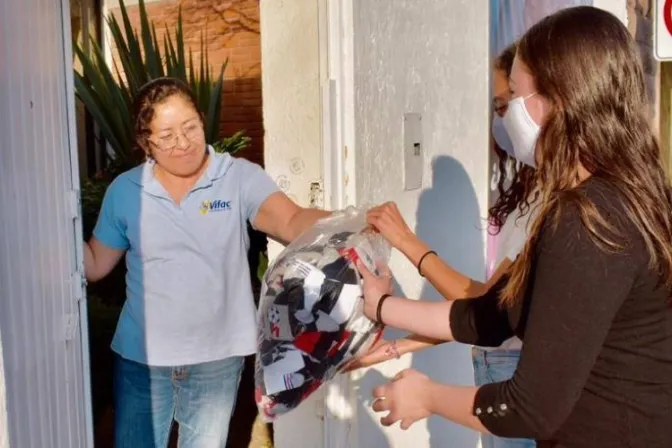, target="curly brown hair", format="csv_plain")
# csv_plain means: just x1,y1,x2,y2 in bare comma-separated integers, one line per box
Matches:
132,77,203,158
488,43,537,232
501,7,672,305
